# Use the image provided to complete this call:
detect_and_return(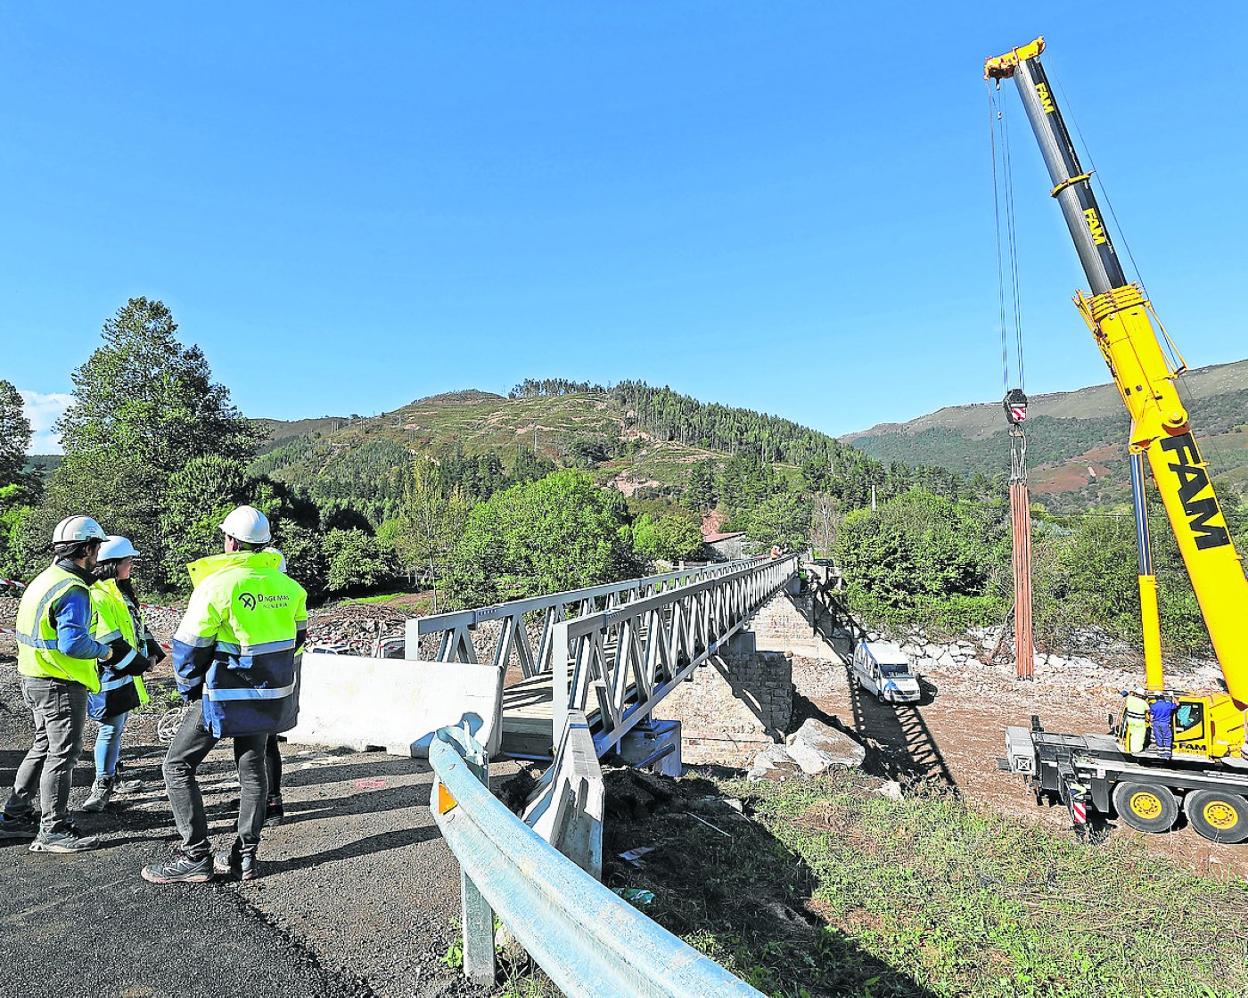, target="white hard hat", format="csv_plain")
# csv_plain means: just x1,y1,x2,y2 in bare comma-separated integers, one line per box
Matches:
220,505,271,544
265,546,288,573
53,515,107,545
98,535,140,561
